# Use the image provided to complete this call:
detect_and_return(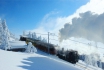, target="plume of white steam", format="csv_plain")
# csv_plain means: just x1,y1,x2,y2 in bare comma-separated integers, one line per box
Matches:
59,11,104,43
